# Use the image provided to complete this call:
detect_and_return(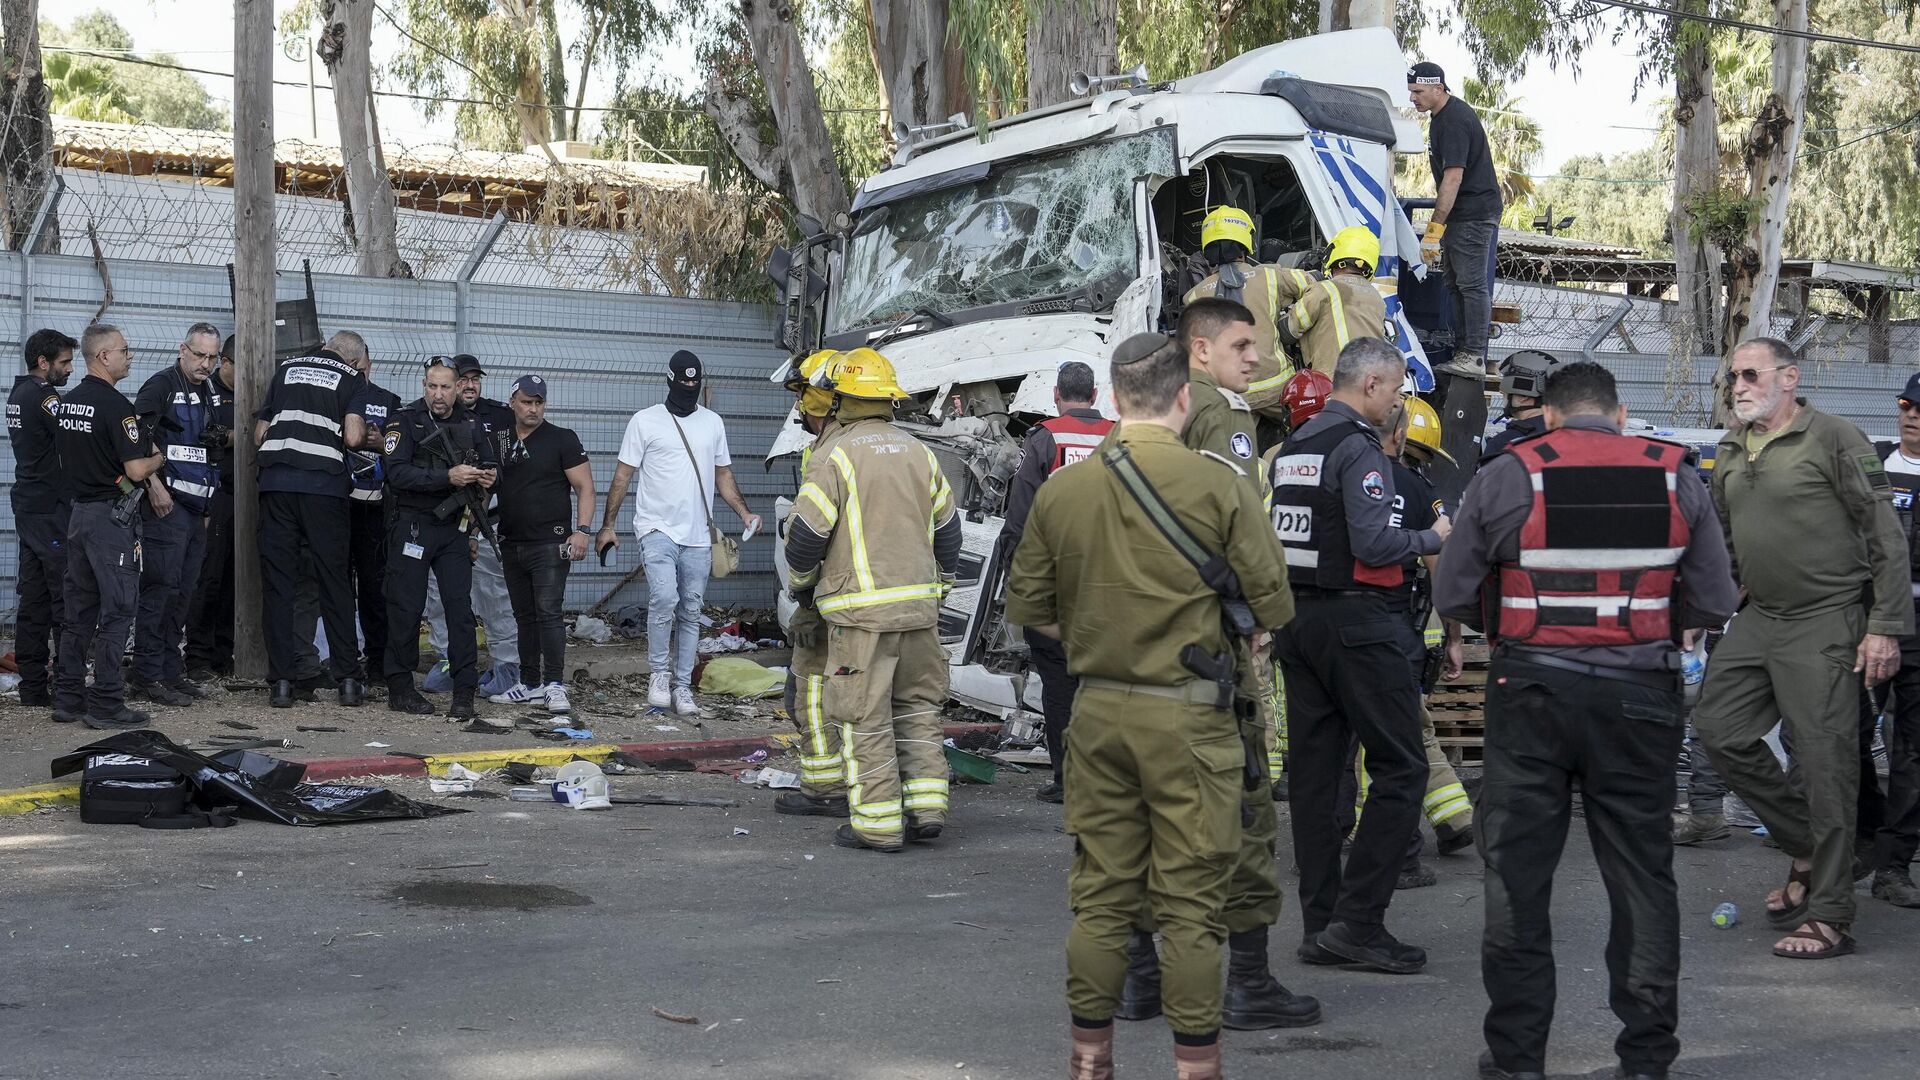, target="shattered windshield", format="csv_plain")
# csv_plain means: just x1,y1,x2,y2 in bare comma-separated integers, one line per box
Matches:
831,129,1176,332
